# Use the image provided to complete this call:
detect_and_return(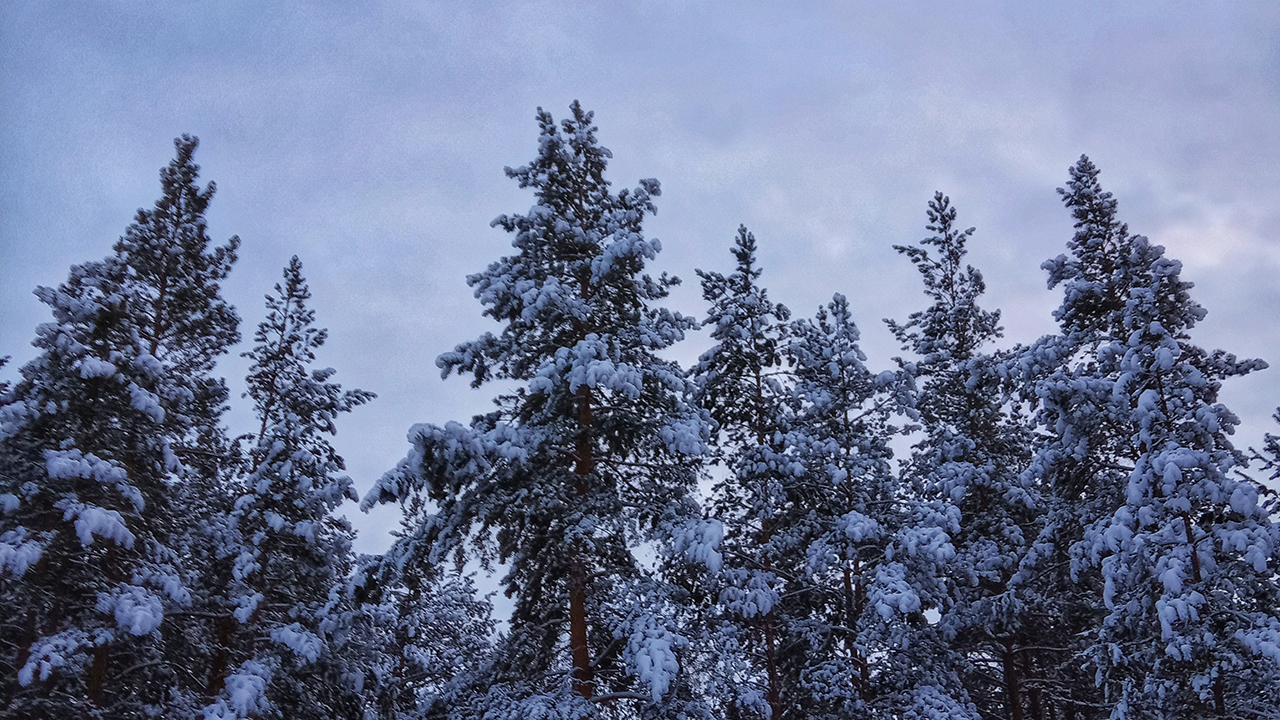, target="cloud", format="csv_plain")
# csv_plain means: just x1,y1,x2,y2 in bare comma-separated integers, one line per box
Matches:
3,1,1279,550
